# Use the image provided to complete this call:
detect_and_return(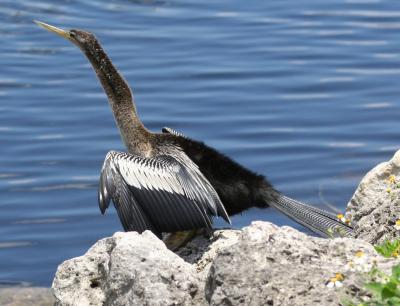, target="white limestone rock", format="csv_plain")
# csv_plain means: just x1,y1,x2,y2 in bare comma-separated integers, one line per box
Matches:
52,231,203,306
52,222,399,306
347,149,400,243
